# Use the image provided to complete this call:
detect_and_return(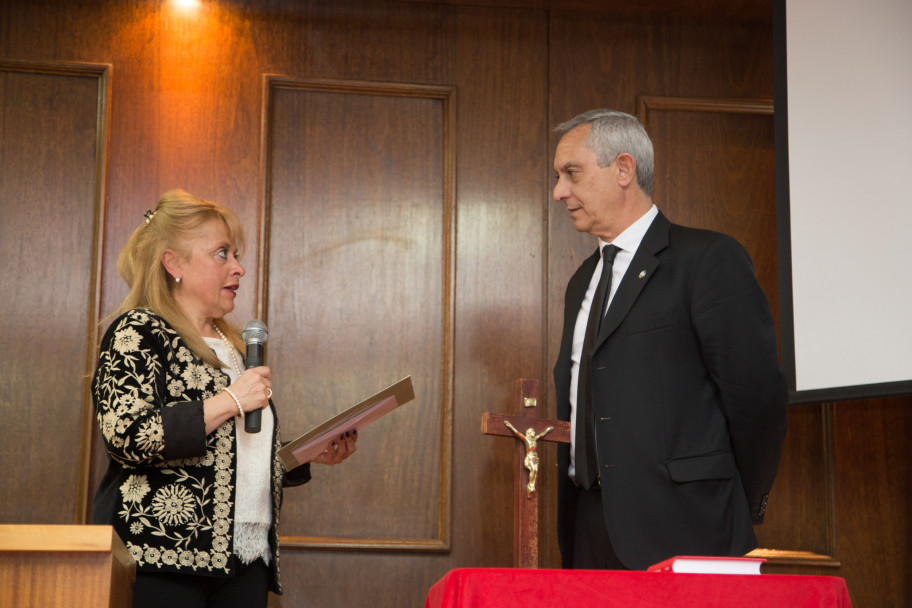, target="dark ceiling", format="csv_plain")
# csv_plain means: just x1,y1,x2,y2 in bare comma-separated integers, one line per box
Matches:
400,0,772,23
